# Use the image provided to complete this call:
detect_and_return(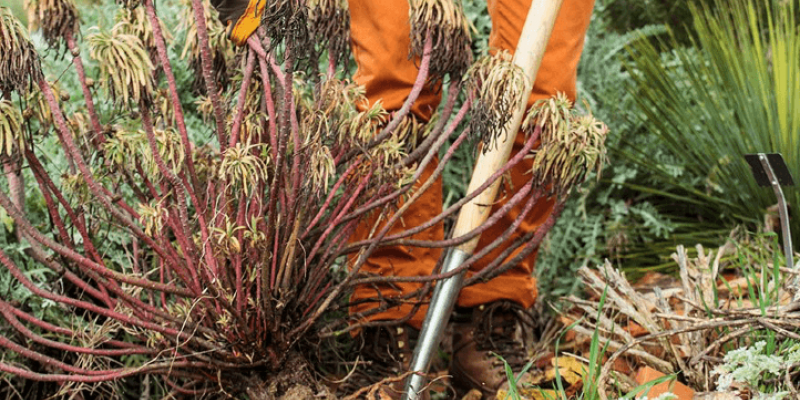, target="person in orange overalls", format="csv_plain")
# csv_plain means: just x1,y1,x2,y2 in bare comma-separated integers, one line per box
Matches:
214,0,593,397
